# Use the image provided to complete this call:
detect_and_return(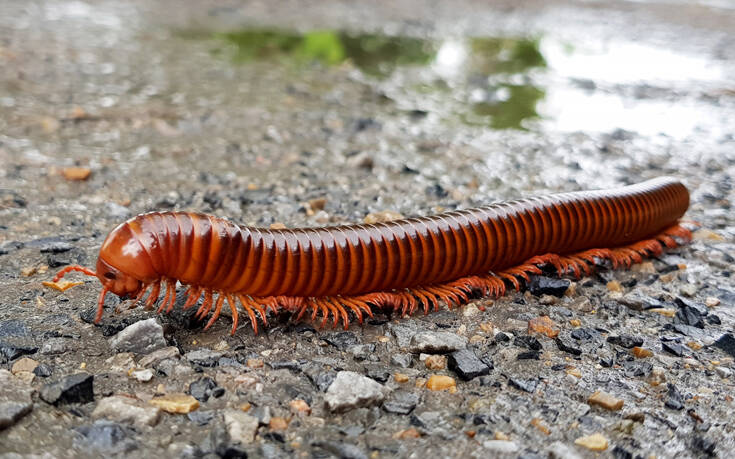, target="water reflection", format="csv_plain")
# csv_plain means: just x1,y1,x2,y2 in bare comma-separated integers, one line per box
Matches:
212,28,545,130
